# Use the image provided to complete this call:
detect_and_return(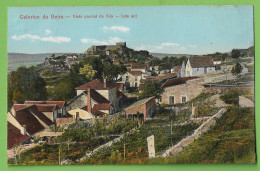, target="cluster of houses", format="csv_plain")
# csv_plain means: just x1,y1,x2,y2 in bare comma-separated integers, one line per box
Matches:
120,55,219,92
43,53,85,72
8,44,224,150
